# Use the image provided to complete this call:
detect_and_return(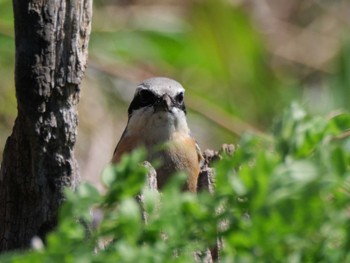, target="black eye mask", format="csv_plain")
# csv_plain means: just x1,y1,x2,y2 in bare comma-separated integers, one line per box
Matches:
128,90,186,117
